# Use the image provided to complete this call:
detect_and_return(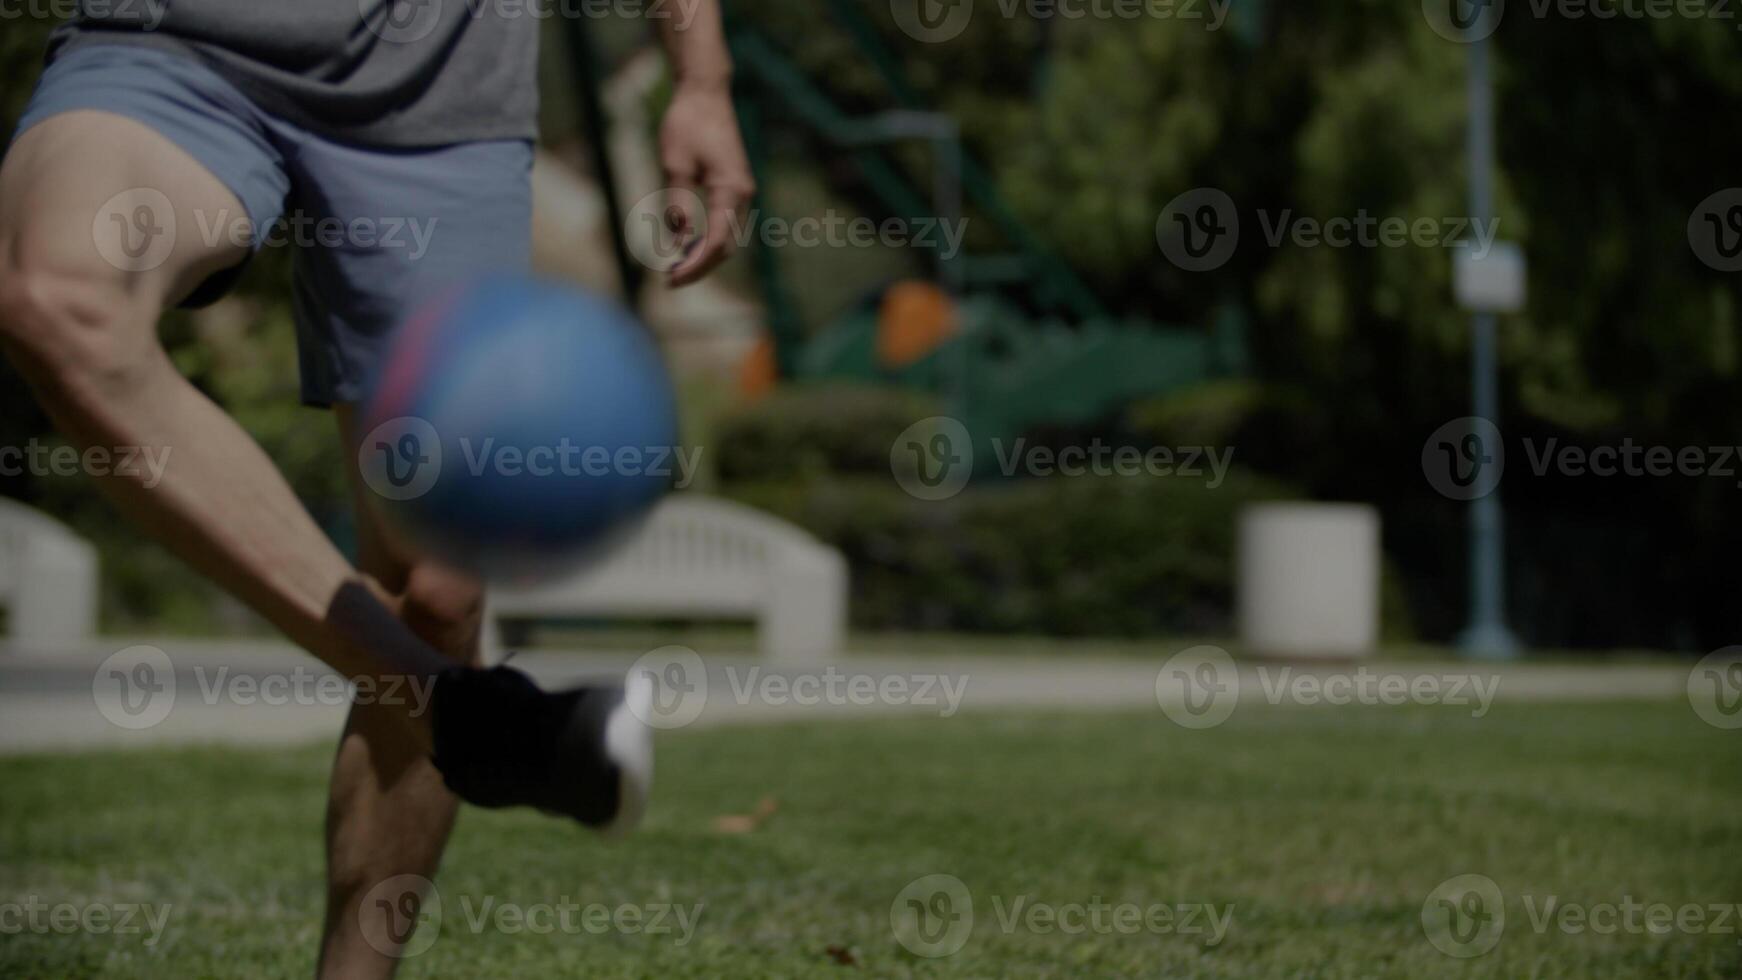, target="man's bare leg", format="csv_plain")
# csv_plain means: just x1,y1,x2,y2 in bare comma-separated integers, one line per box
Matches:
316,405,484,979
0,111,452,740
